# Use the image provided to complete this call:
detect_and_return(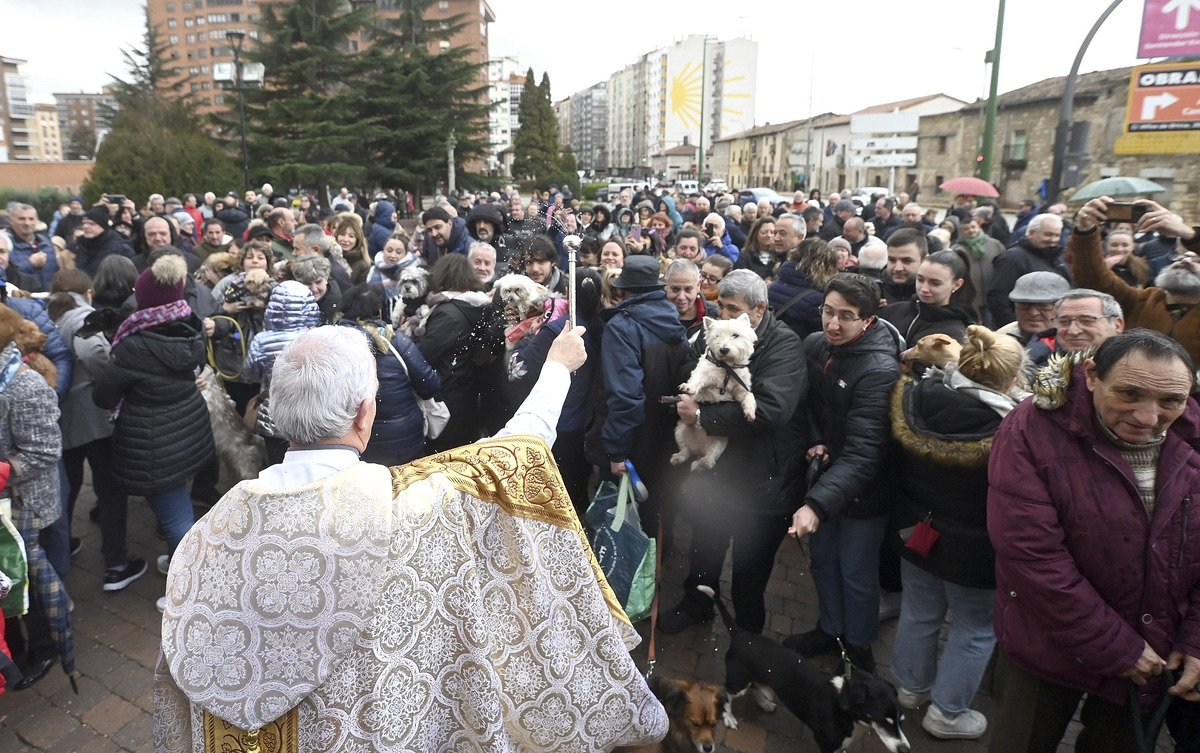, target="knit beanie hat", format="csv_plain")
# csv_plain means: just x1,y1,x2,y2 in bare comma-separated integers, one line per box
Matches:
84,205,112,228
134,254,188,309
